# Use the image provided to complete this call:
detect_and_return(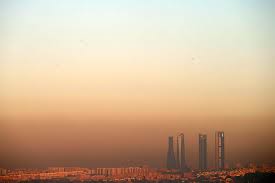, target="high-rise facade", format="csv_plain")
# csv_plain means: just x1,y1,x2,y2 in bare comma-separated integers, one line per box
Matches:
199,134,207,170
166,136,177,169
215,131,225,170
176,133,187,172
